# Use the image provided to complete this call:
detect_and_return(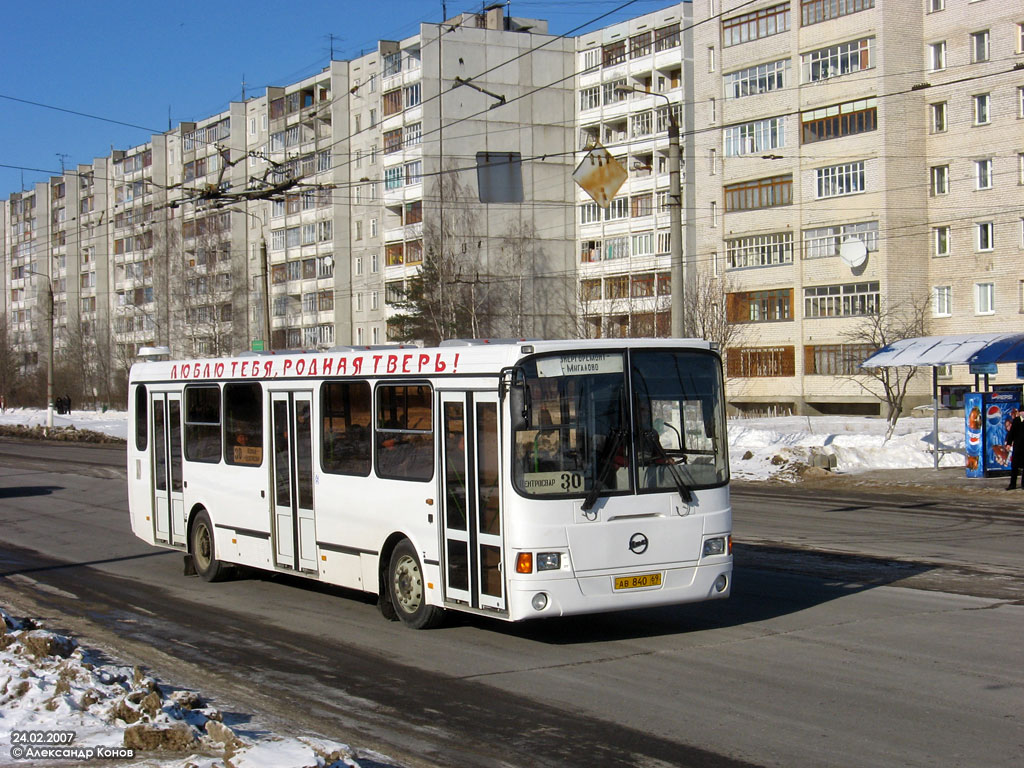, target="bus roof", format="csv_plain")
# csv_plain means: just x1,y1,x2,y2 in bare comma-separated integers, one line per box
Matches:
128,338,715,384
